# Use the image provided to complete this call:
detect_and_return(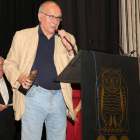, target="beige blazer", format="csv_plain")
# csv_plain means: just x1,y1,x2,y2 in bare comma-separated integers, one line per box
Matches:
4,25,77,121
